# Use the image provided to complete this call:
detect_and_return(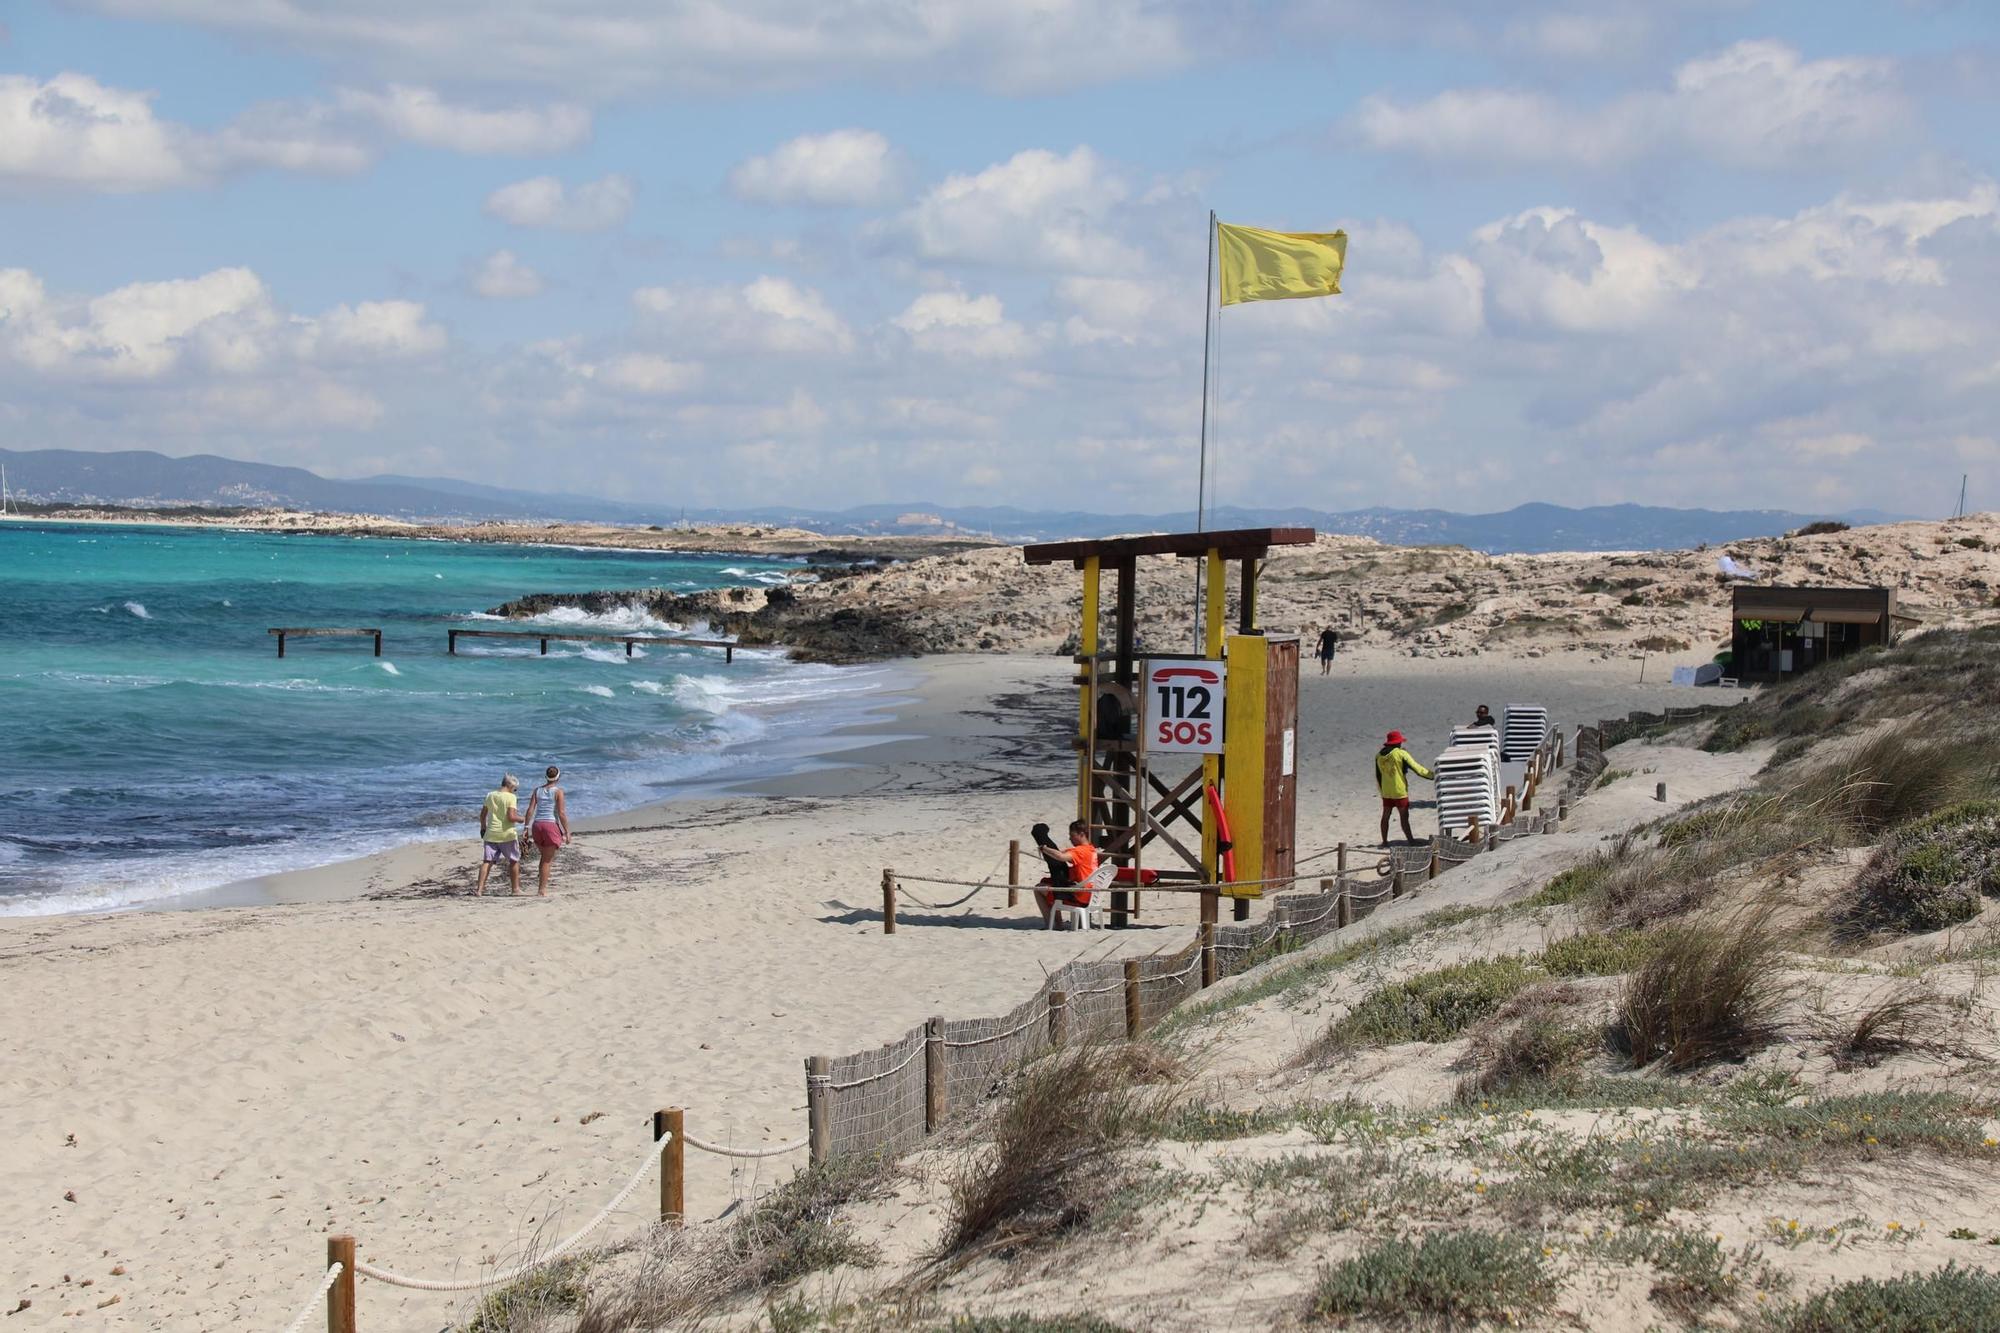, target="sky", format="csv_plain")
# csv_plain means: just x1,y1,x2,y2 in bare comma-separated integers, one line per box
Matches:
1,1,1996,517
